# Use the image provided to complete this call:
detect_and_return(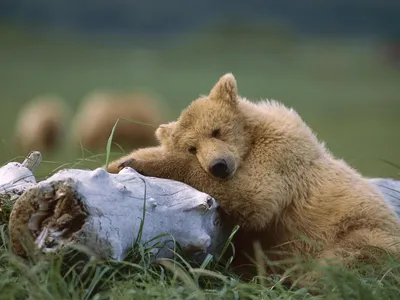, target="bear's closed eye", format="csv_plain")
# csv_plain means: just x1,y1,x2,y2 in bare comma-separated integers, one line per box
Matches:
188,146,197,154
